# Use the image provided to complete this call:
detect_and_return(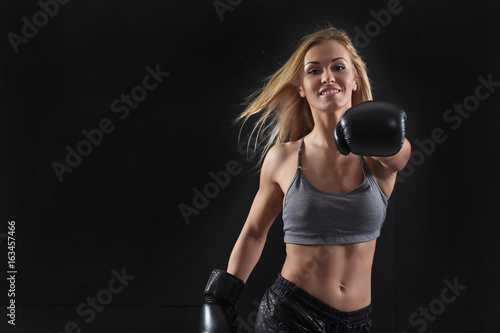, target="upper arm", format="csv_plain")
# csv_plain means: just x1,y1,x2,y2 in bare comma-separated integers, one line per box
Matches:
241,145,285,240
